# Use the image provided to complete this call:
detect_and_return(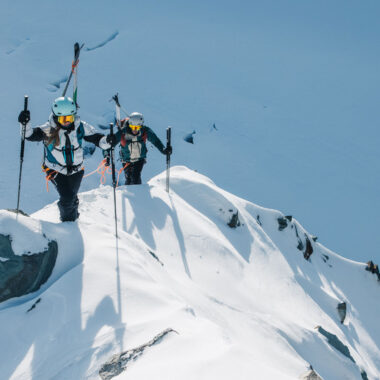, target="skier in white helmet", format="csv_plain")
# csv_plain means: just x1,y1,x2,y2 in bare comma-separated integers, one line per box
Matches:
105,112,172,185
18,97,112,222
